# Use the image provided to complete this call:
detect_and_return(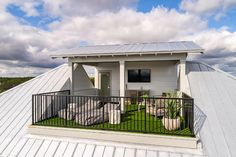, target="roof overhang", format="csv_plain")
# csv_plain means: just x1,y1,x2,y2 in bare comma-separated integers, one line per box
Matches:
50,41,205,59
51,49,204,59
